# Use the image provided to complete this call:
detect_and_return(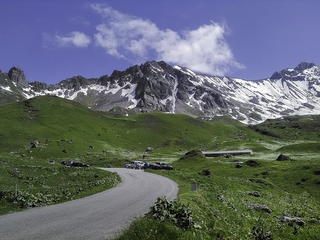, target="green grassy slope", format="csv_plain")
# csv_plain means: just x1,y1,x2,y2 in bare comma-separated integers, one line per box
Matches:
0,95,275,166
1,95,320,239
